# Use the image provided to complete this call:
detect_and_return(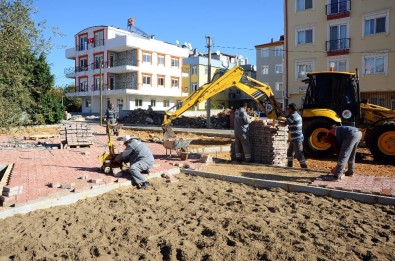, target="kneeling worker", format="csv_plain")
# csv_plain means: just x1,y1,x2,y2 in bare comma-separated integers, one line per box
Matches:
115,135,155,189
